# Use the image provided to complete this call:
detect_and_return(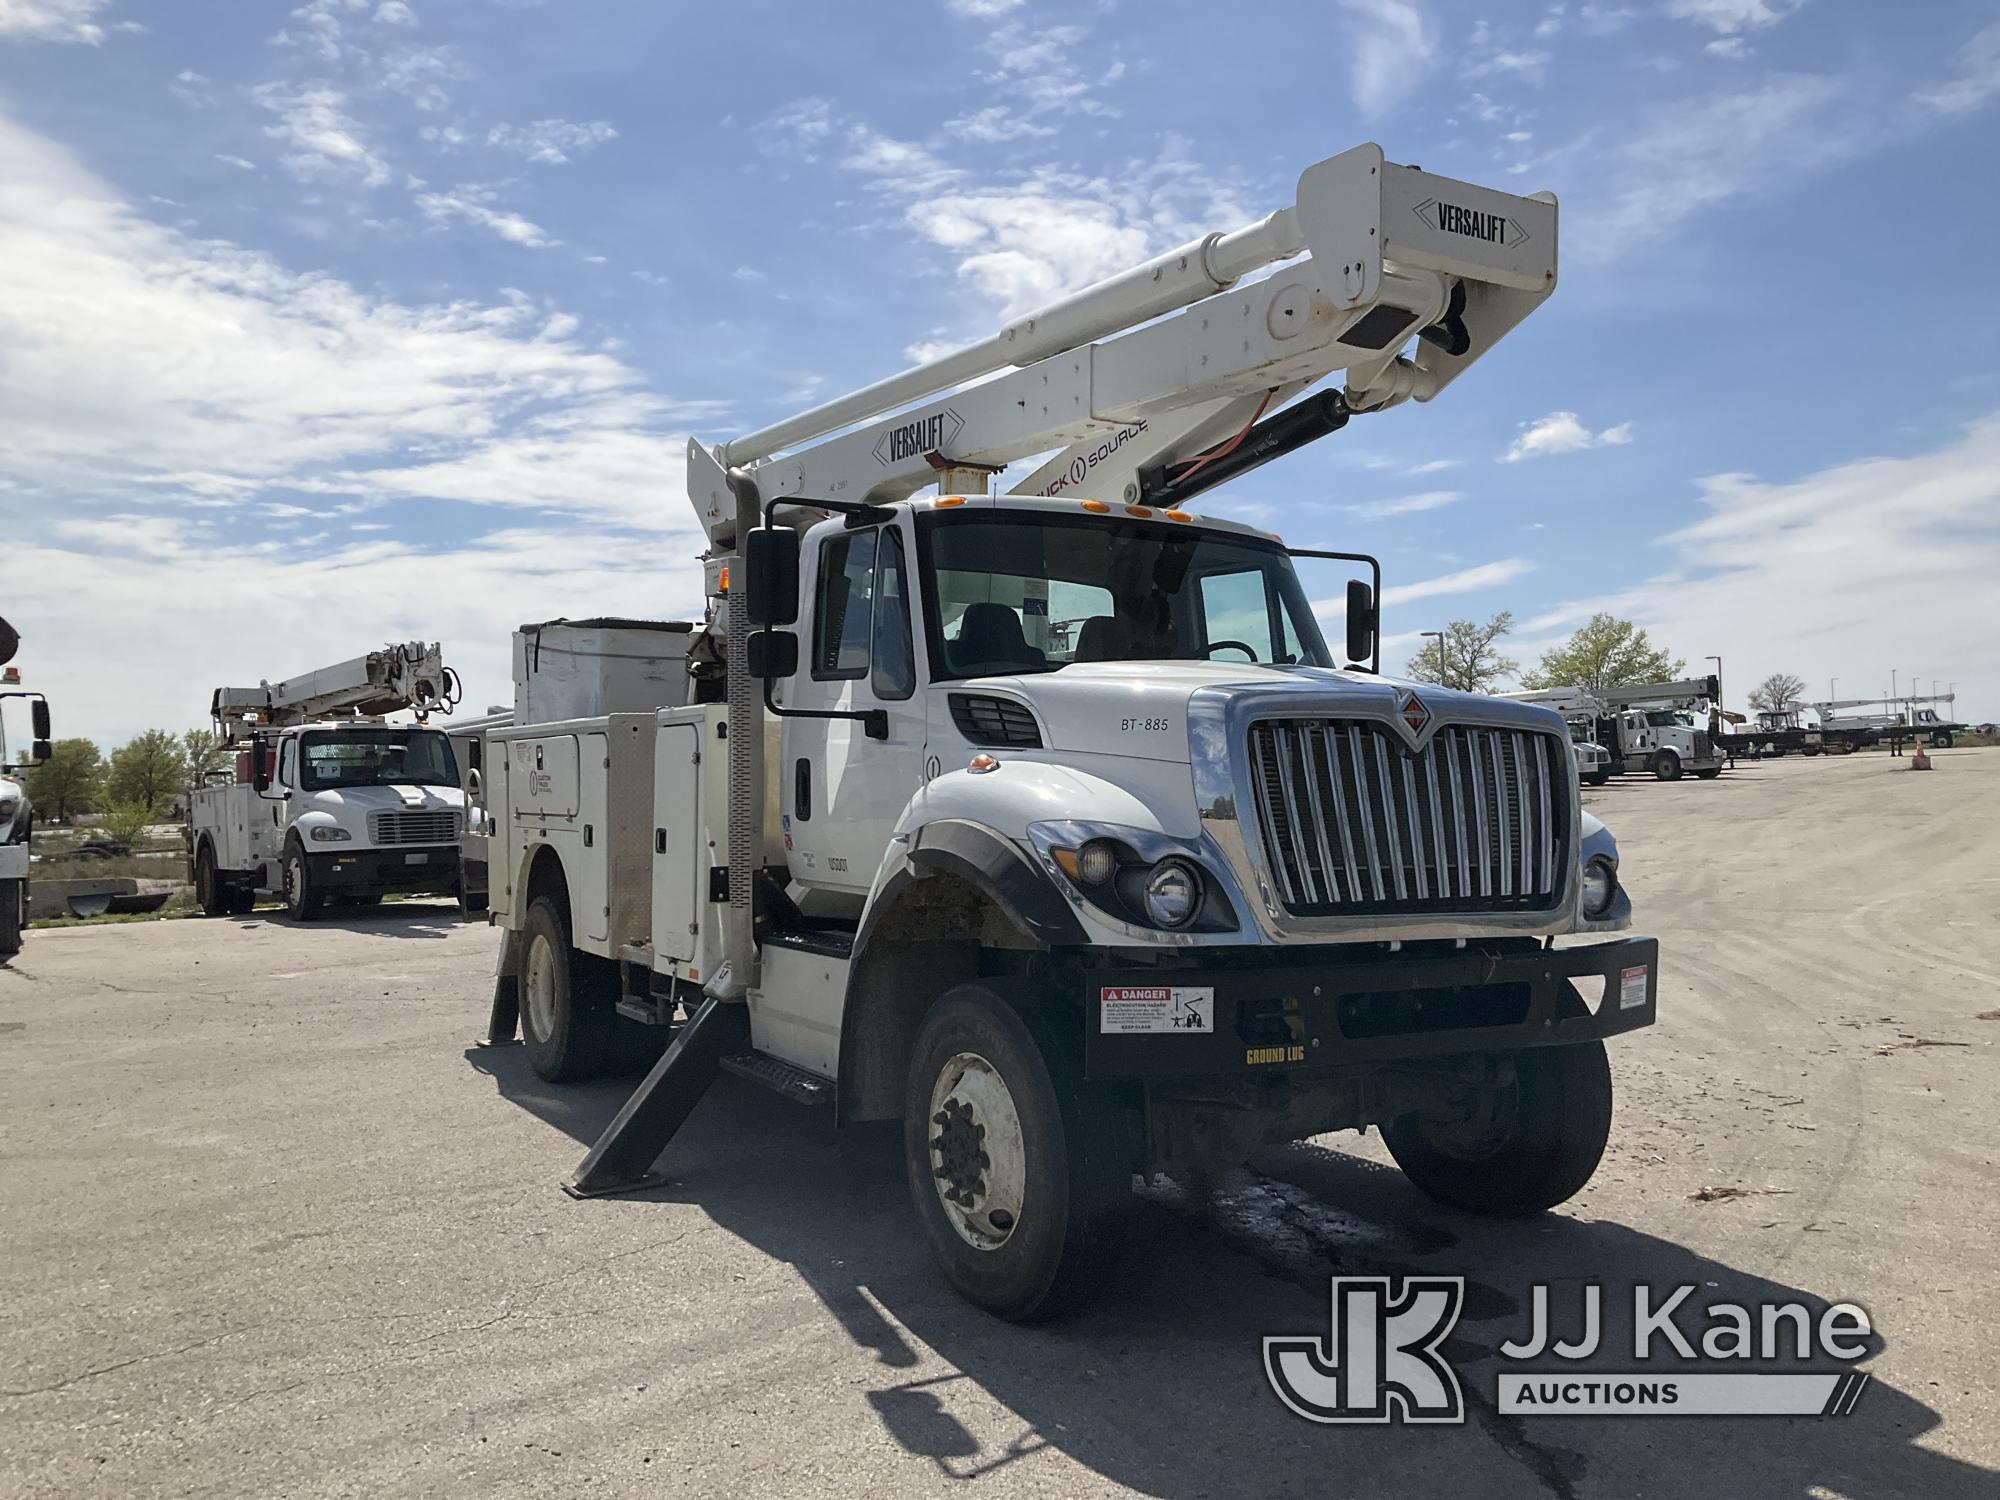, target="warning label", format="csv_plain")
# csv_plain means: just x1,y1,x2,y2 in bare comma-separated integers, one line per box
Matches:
1100,986,1214,1035
1619,965,1649,1011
